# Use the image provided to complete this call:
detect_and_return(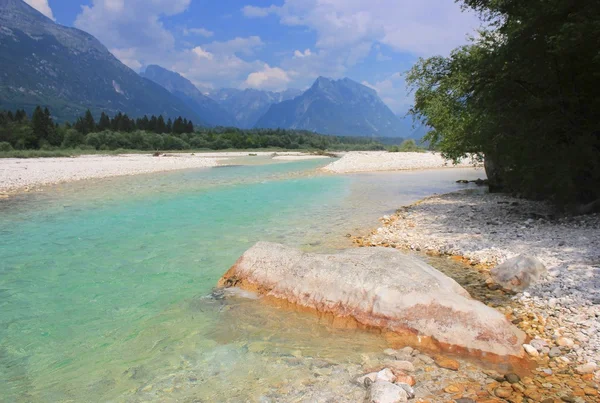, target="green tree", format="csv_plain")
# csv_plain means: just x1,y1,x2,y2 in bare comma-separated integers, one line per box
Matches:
61,128,85,148
156,115,167,133
407,0,600,206
98,112,111,131
83,109,96,134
